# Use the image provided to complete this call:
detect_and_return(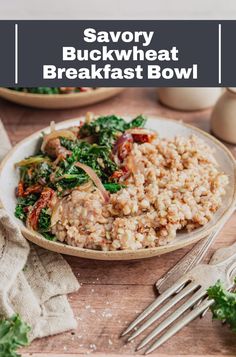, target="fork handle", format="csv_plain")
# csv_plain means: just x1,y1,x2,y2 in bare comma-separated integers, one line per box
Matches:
155,232,216,292
156,207,236,293
210,242,236,265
